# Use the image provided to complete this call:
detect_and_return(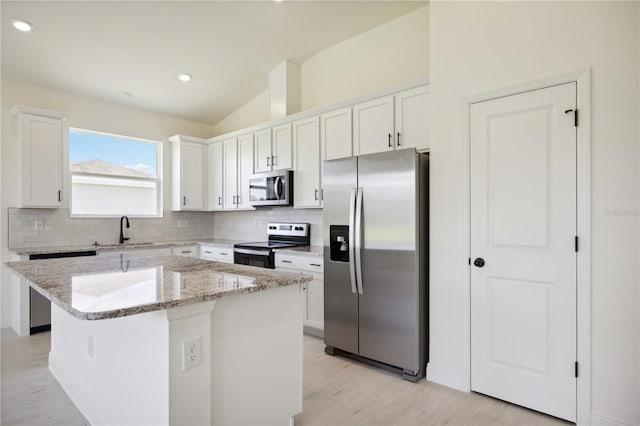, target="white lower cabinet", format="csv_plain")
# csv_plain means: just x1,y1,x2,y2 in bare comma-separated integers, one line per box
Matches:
199,244,234,263
275,253,324,336
172,245,199,257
